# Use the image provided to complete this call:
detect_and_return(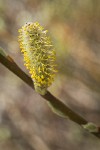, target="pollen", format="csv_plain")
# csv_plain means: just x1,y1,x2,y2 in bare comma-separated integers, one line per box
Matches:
18,22,57,95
